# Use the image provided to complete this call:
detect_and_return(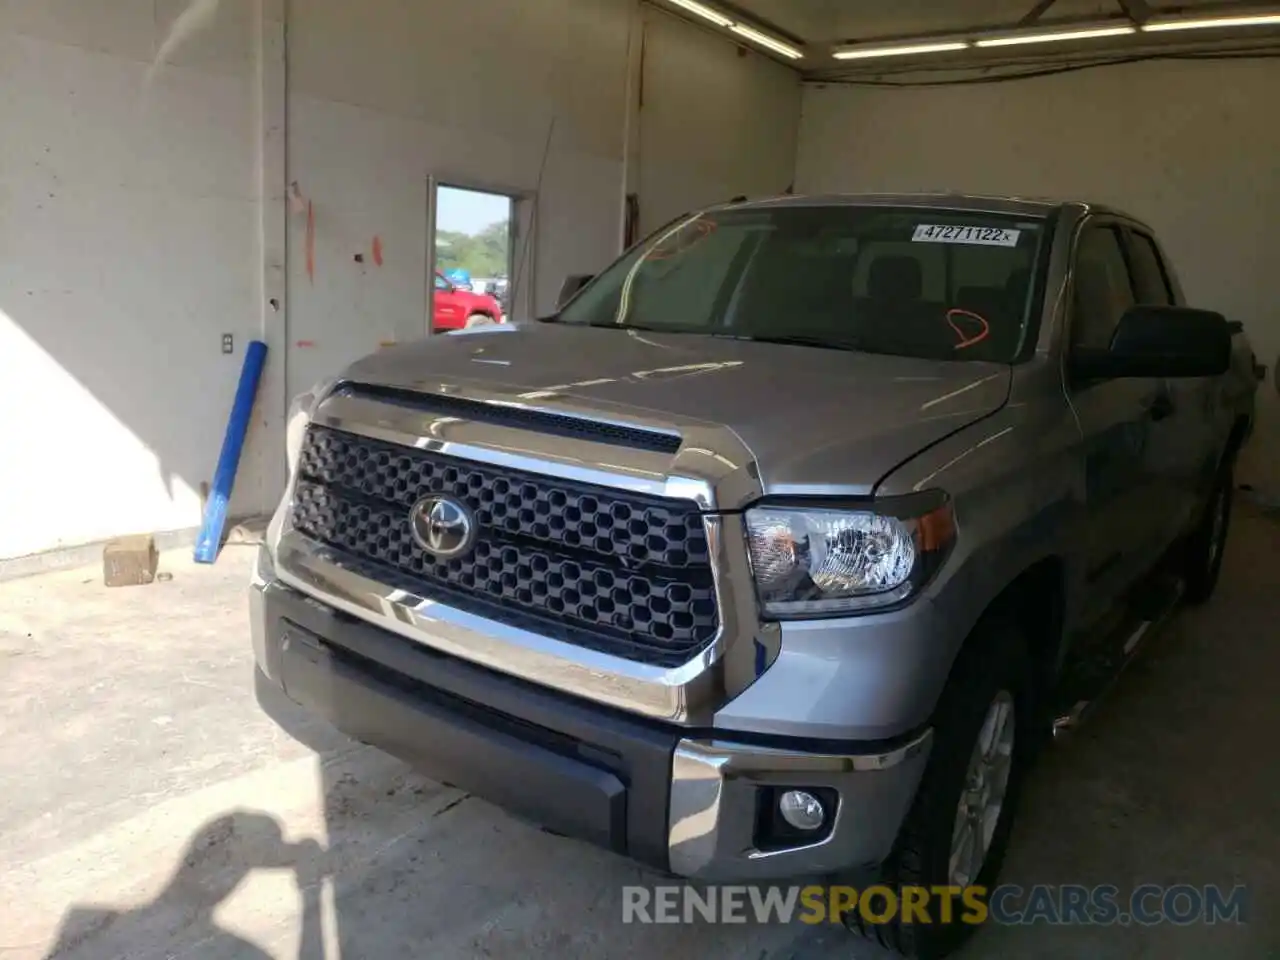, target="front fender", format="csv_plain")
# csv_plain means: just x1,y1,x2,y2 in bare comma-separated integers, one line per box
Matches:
714,394,1086,742
875,389,1087,679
